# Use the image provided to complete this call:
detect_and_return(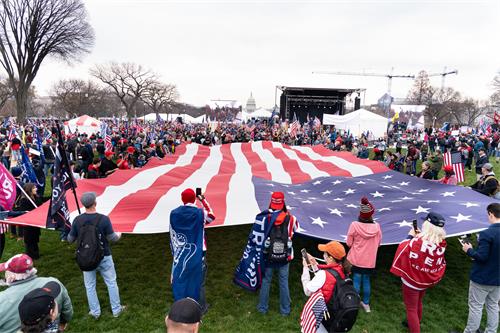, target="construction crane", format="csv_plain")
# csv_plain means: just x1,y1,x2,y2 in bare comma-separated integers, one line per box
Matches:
312,69,415,96
427,67,458,90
